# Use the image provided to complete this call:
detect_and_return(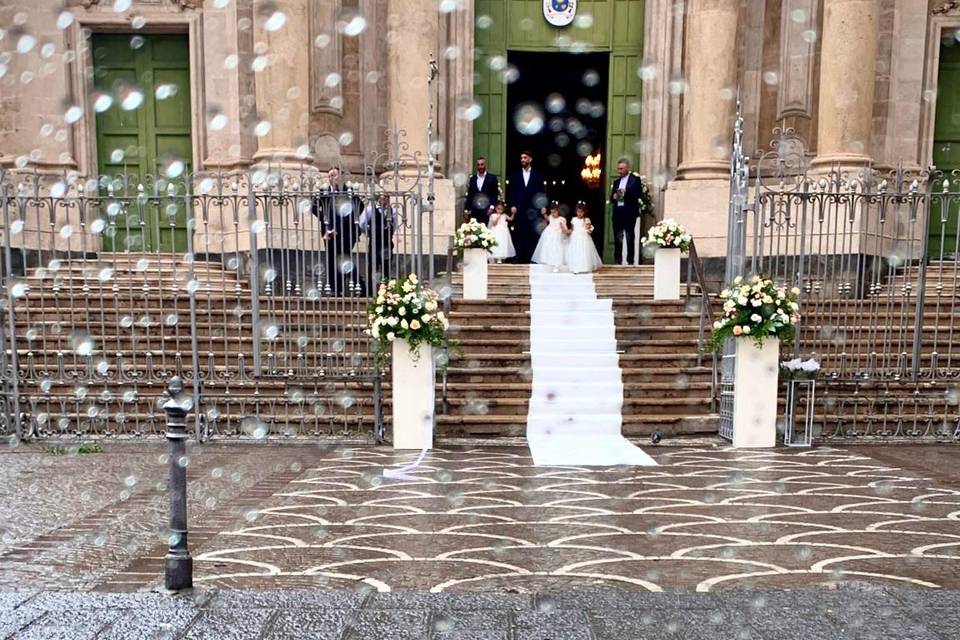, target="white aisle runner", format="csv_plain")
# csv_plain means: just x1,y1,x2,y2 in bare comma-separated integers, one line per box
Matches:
526,265,657,466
